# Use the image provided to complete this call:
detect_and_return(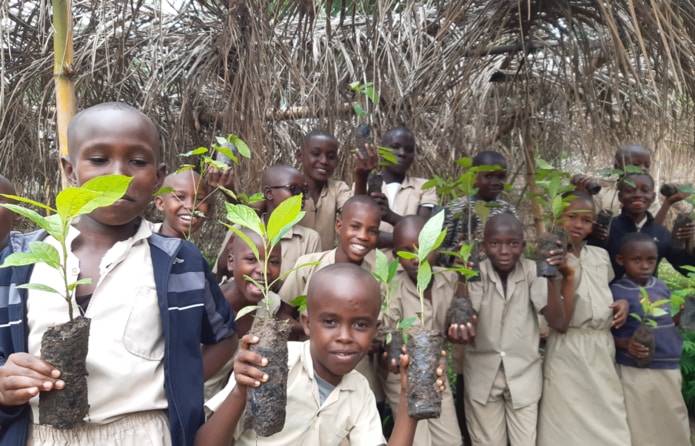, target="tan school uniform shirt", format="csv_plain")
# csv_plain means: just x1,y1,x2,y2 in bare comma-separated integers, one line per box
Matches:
300,179,352,250
378,176,438,233
464,258,547,409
